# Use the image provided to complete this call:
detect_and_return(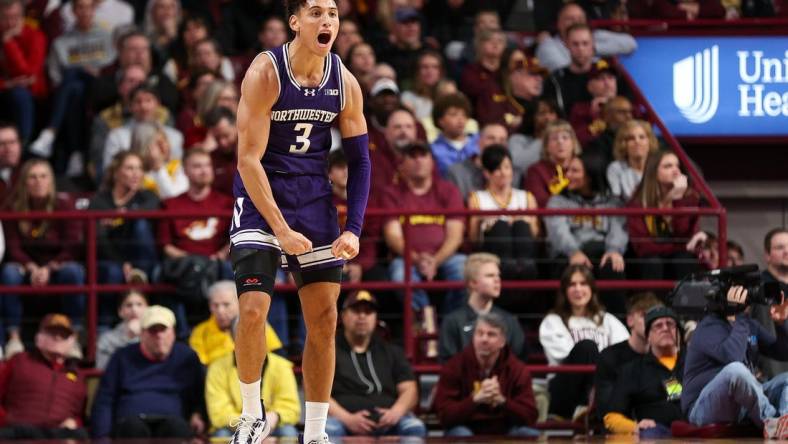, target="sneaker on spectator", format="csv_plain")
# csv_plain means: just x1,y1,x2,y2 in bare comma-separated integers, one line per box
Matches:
127,268,148,285
764,413,788,439
29,128,55,158
572,405,589,423
4,337,24,359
